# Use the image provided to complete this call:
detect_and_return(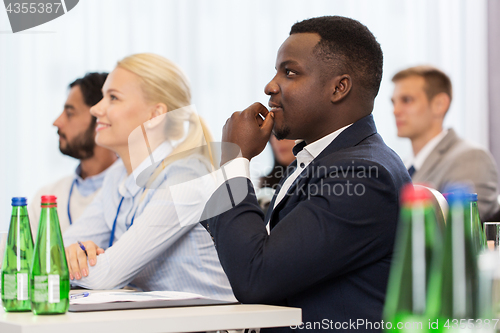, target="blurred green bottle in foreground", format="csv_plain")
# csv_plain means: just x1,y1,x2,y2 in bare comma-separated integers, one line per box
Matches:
1,197,34,312
426,186,478,332
30,195,70,315
469,193,486,253
384,185,443,332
